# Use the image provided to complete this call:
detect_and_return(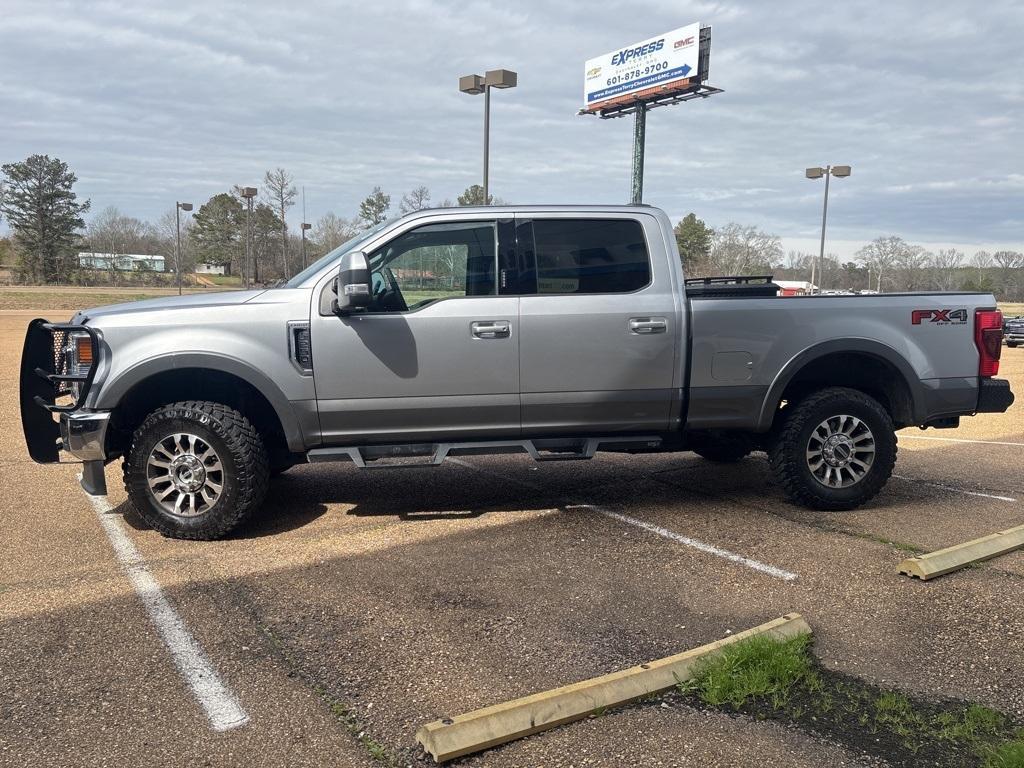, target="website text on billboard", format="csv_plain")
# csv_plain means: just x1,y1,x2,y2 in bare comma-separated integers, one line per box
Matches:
583,23,702,111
